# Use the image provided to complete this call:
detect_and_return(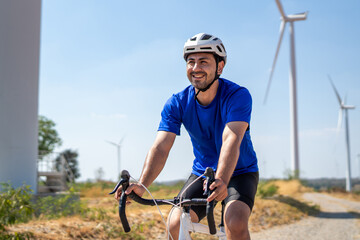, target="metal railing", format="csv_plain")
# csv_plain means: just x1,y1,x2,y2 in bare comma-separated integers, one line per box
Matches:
37,152,75,192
